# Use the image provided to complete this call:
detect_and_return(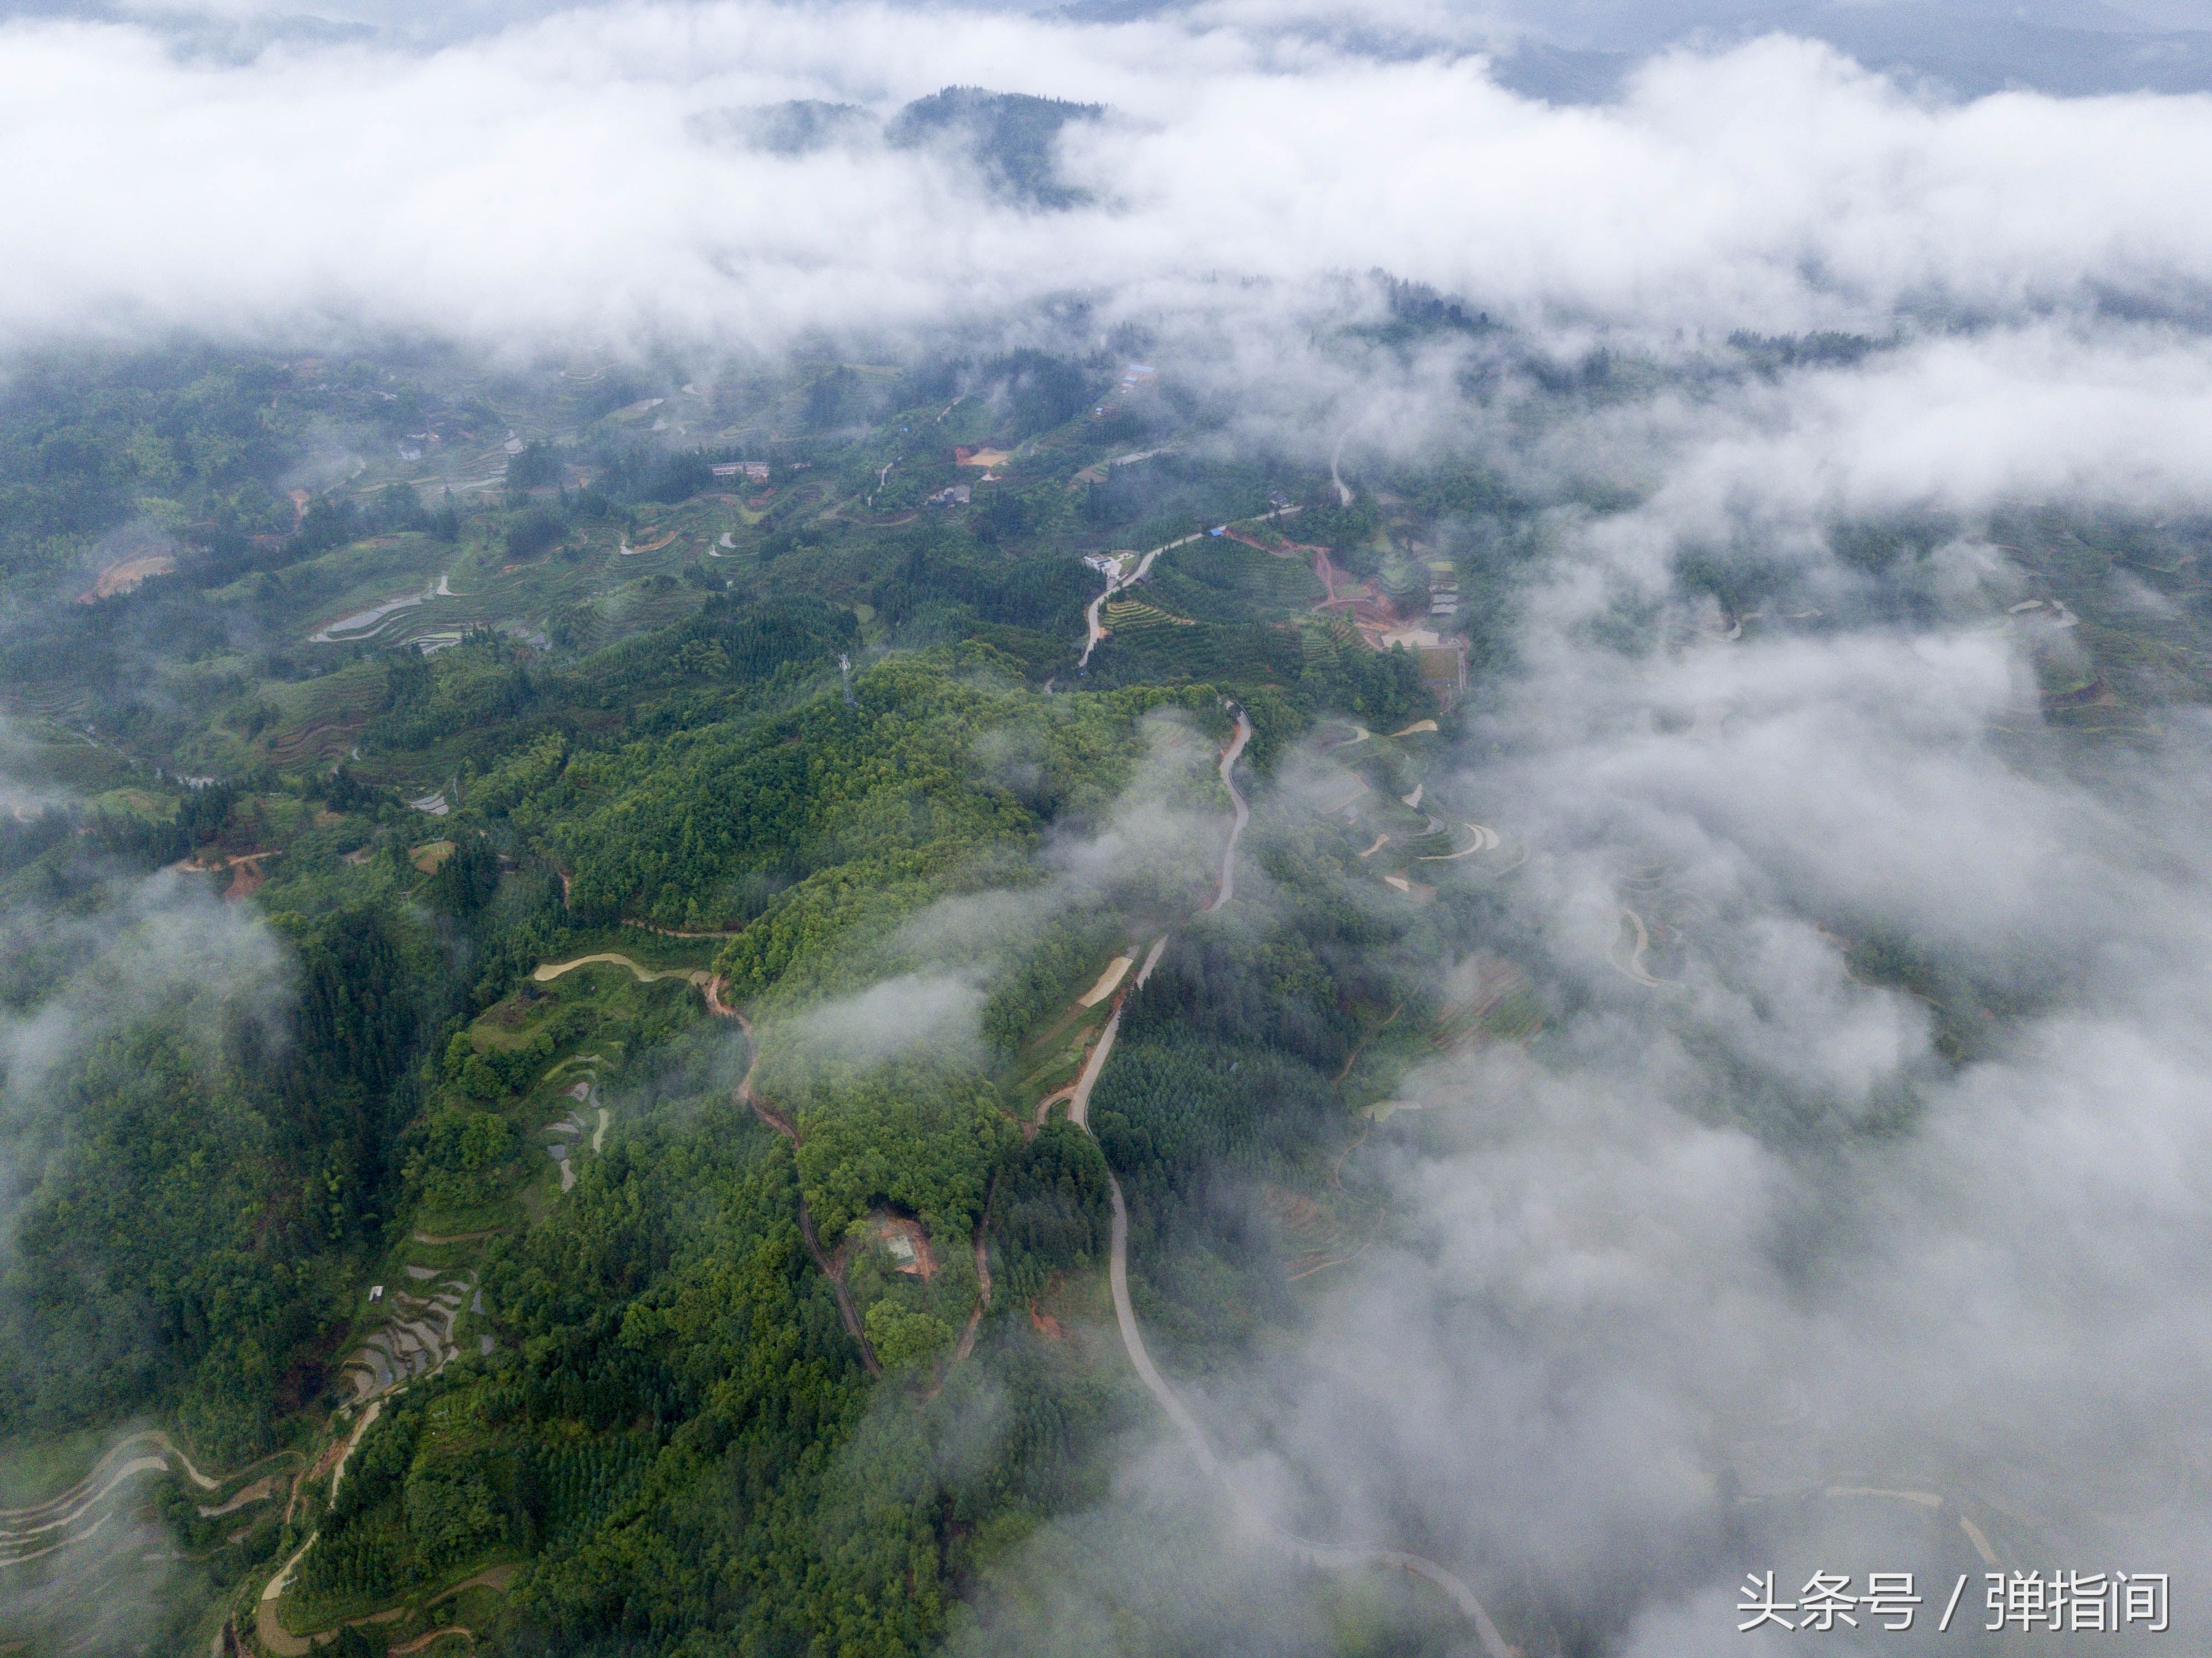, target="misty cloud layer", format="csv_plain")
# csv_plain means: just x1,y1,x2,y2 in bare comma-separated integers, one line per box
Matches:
0,846,290,1254
9,2,2212,1652
7,6,2212,361
943,487,2212,1656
